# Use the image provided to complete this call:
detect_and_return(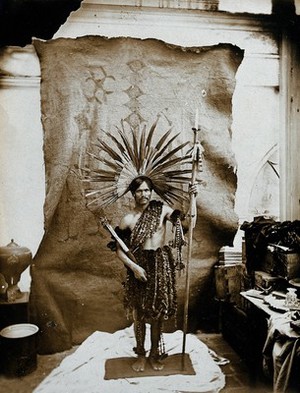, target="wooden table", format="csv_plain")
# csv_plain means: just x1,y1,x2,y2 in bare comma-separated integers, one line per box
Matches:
239,290,300,389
